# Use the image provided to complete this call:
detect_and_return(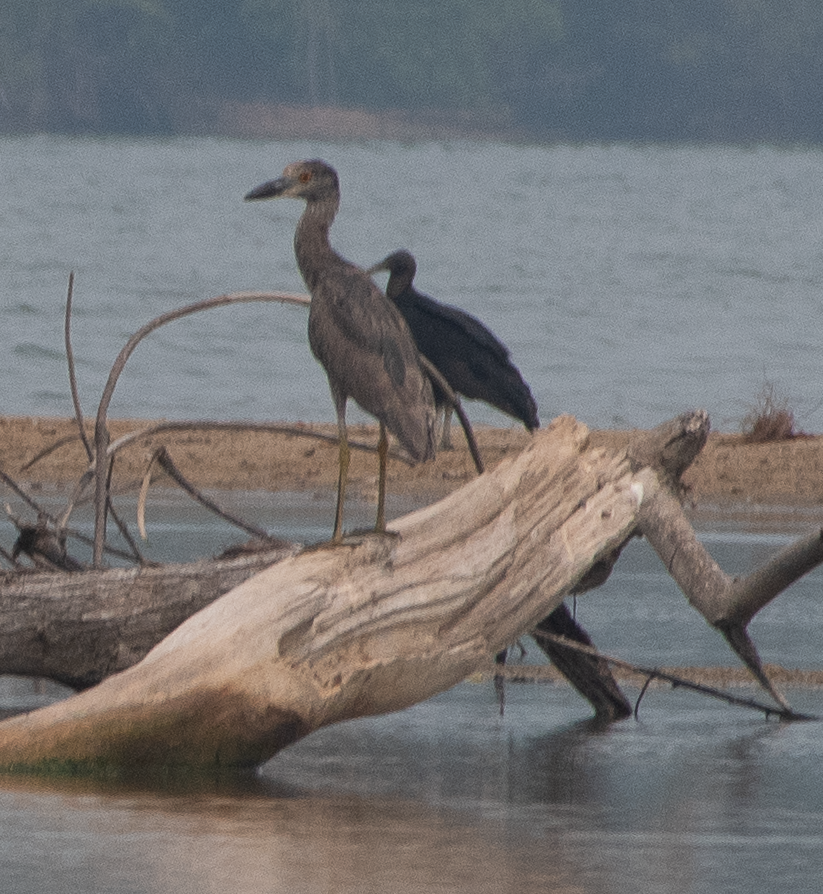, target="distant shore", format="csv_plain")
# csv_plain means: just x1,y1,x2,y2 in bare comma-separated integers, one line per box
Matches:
179,100,526,144
2,415,822,508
